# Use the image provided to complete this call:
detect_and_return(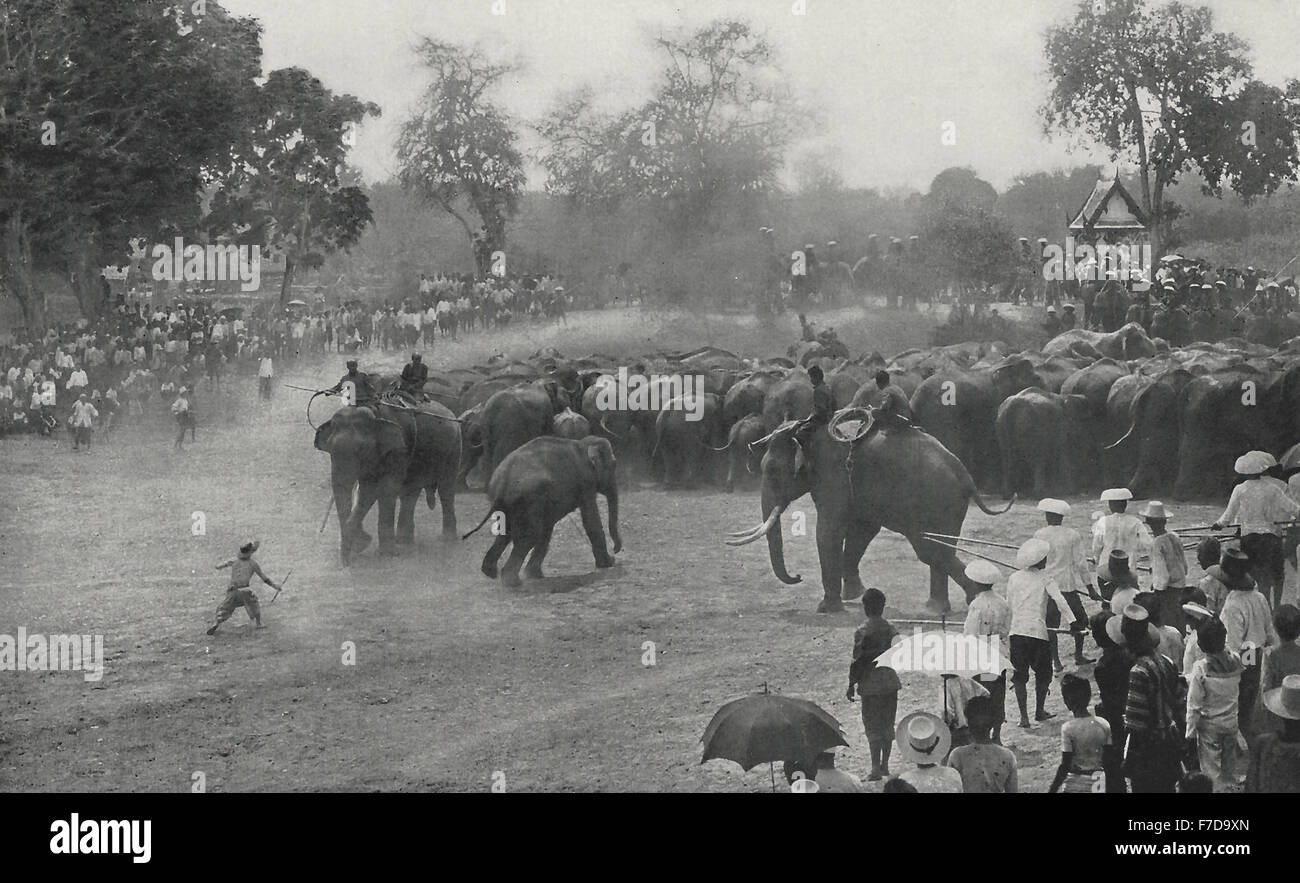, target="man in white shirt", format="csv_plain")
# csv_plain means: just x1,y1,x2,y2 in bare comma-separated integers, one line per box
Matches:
66,364,89,392
258,356,274,400
1035,498,1096,668
1007,538,1082,728
964,559,1012,741
1215,451,1300,609
69,393,98,450
1093,487,1152,588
